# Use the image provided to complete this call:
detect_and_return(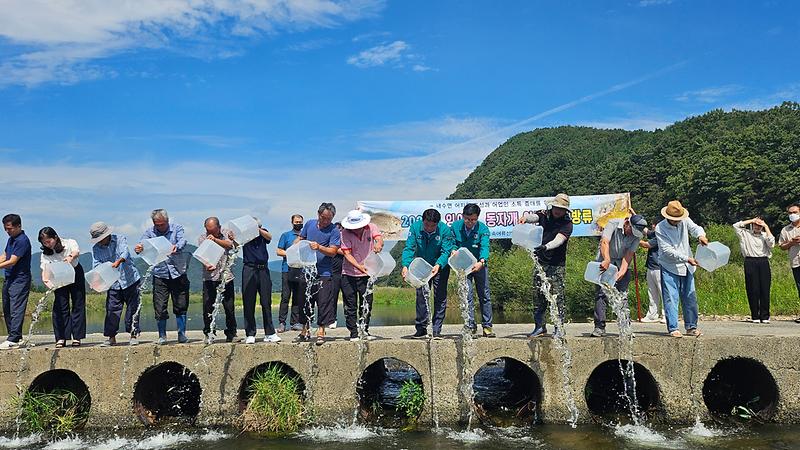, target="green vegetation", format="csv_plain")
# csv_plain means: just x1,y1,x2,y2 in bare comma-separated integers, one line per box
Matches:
396,379,425,421
13,389,90,436
241,363,305,434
